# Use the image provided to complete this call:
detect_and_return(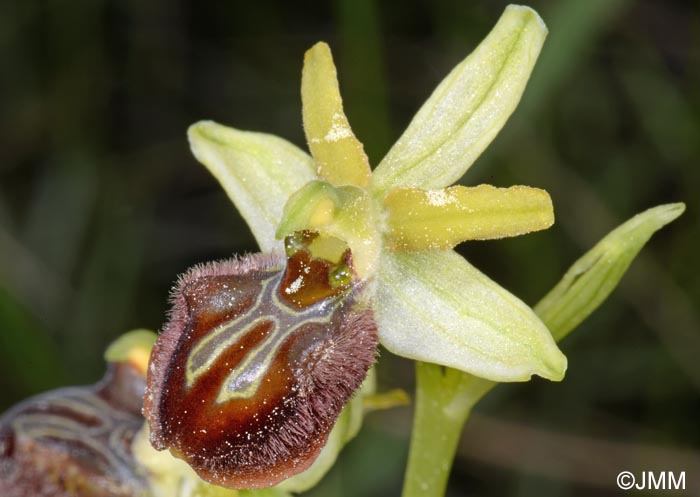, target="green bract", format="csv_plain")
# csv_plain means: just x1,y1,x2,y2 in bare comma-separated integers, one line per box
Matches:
535,202,686,341
189,4,568,385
